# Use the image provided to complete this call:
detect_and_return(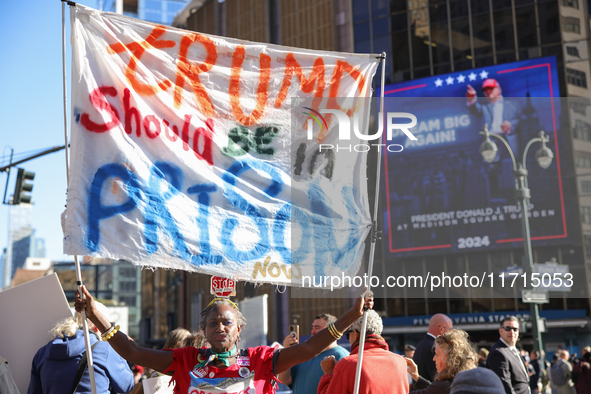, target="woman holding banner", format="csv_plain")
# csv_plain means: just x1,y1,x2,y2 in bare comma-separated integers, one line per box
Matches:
75,286,372,394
